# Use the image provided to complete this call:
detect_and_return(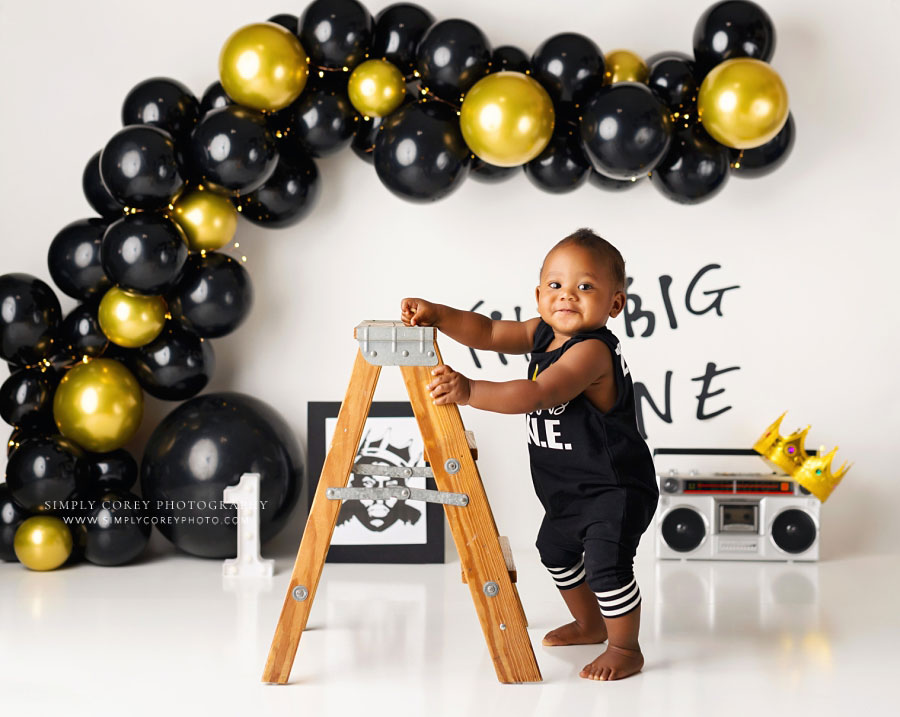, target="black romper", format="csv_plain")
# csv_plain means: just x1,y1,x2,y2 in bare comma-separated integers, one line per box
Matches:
527,319,658,616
